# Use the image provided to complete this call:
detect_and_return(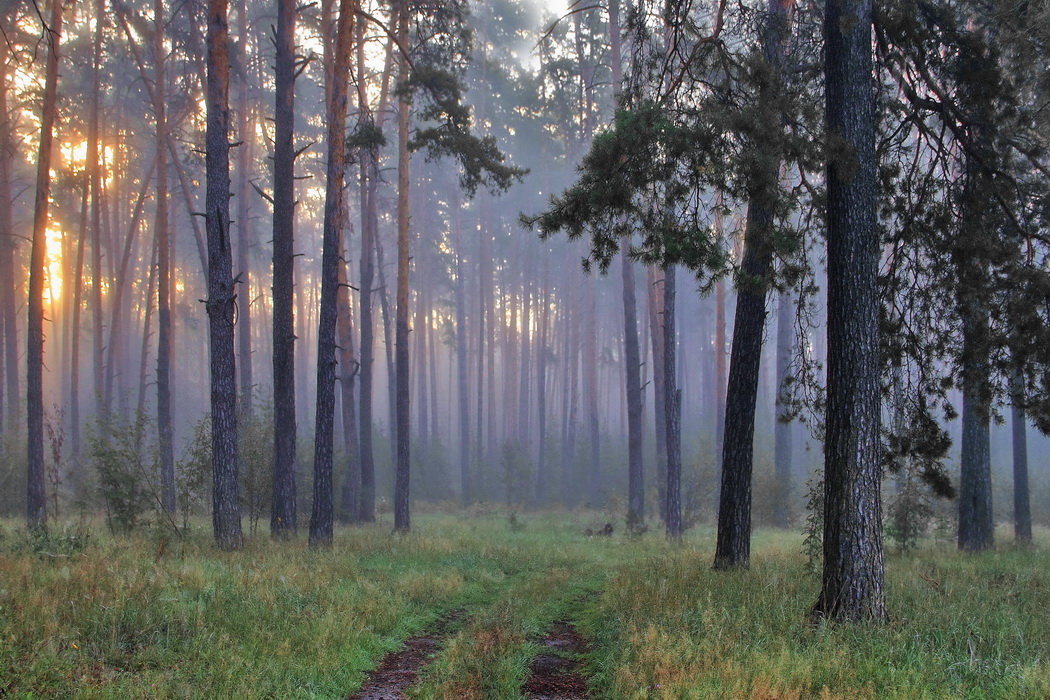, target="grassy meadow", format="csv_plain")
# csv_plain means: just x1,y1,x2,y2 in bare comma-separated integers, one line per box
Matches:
0,512,1046,698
